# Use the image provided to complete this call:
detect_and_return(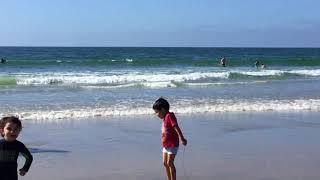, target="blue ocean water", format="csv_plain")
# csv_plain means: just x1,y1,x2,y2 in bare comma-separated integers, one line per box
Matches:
1,47,320,121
